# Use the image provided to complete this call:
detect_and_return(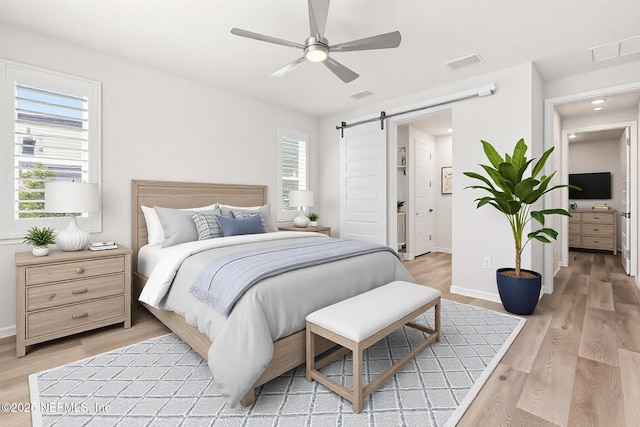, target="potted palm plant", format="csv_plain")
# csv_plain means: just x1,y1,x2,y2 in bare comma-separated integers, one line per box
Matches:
463,138,579,314
23,226,56,257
